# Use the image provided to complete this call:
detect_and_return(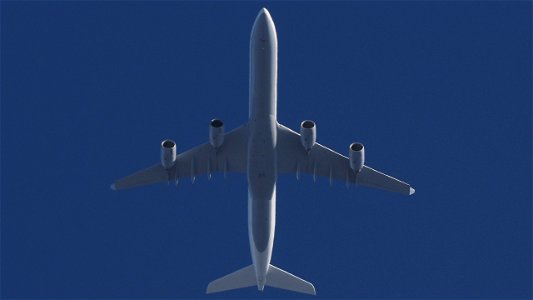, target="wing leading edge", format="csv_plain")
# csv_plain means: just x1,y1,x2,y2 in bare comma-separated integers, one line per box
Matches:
111,124,249,190
276,123,415,196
